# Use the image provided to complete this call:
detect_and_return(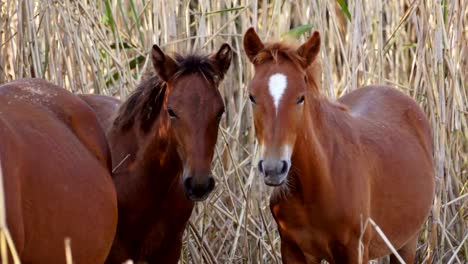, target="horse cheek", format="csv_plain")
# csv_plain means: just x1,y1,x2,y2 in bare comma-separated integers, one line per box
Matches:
253,111,265,145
